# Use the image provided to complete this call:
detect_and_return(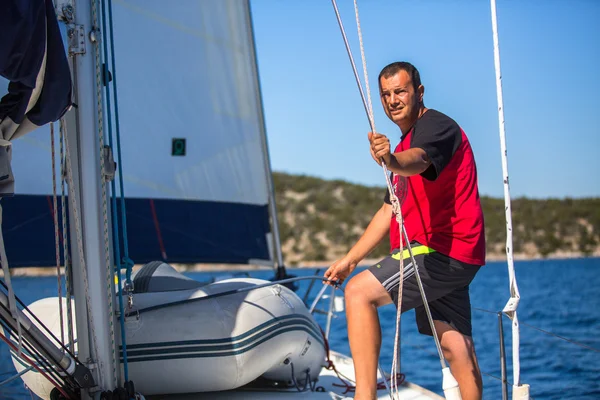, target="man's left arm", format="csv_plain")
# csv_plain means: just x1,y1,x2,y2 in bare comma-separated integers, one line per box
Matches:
369,116,461,178
386,148,431,177
397,115,462,180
